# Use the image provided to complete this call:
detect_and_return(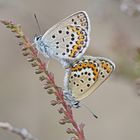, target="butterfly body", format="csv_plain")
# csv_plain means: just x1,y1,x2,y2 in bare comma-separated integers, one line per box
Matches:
34,11,90,67
64,55,115,108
